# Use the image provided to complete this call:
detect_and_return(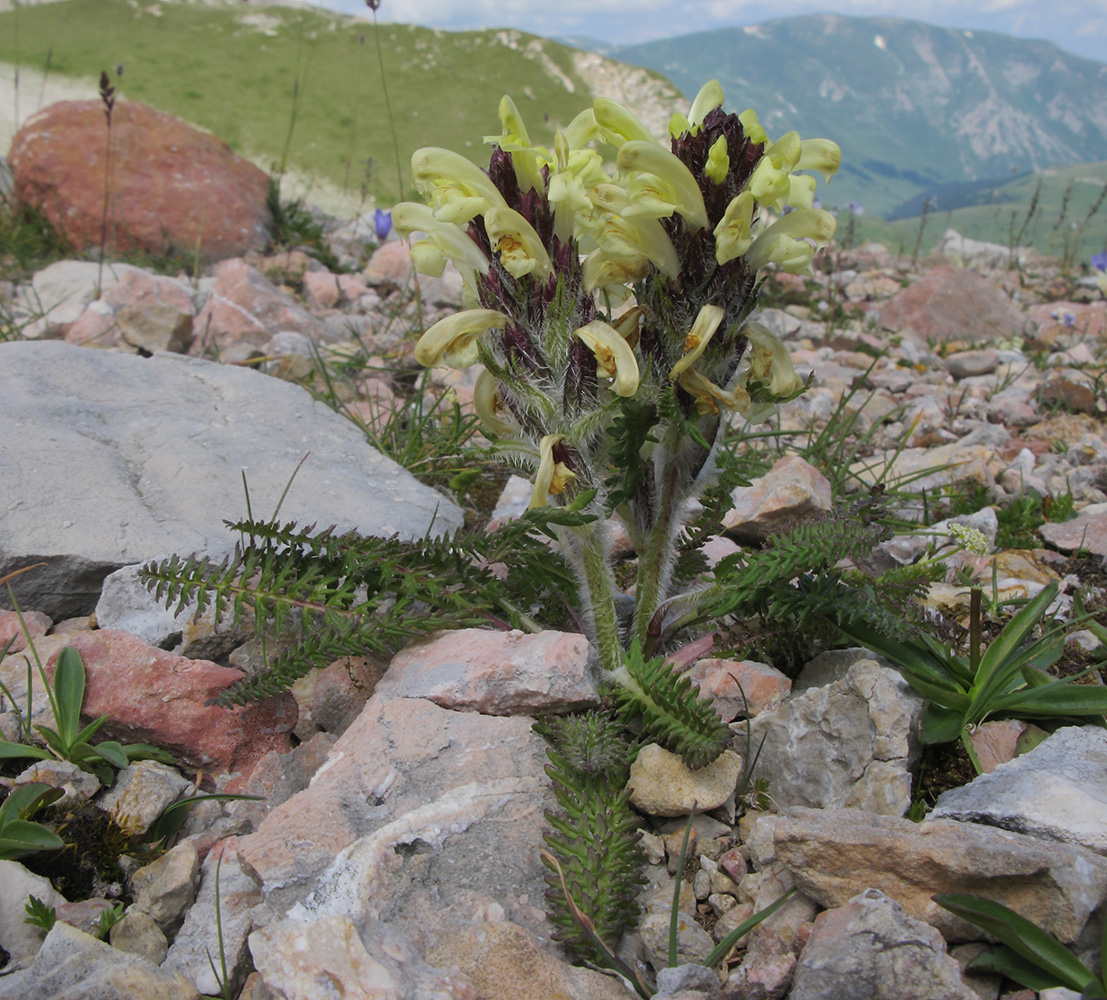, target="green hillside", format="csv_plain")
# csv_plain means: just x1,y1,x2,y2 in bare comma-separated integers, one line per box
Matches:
0,0,679,209
838,160,1107,263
